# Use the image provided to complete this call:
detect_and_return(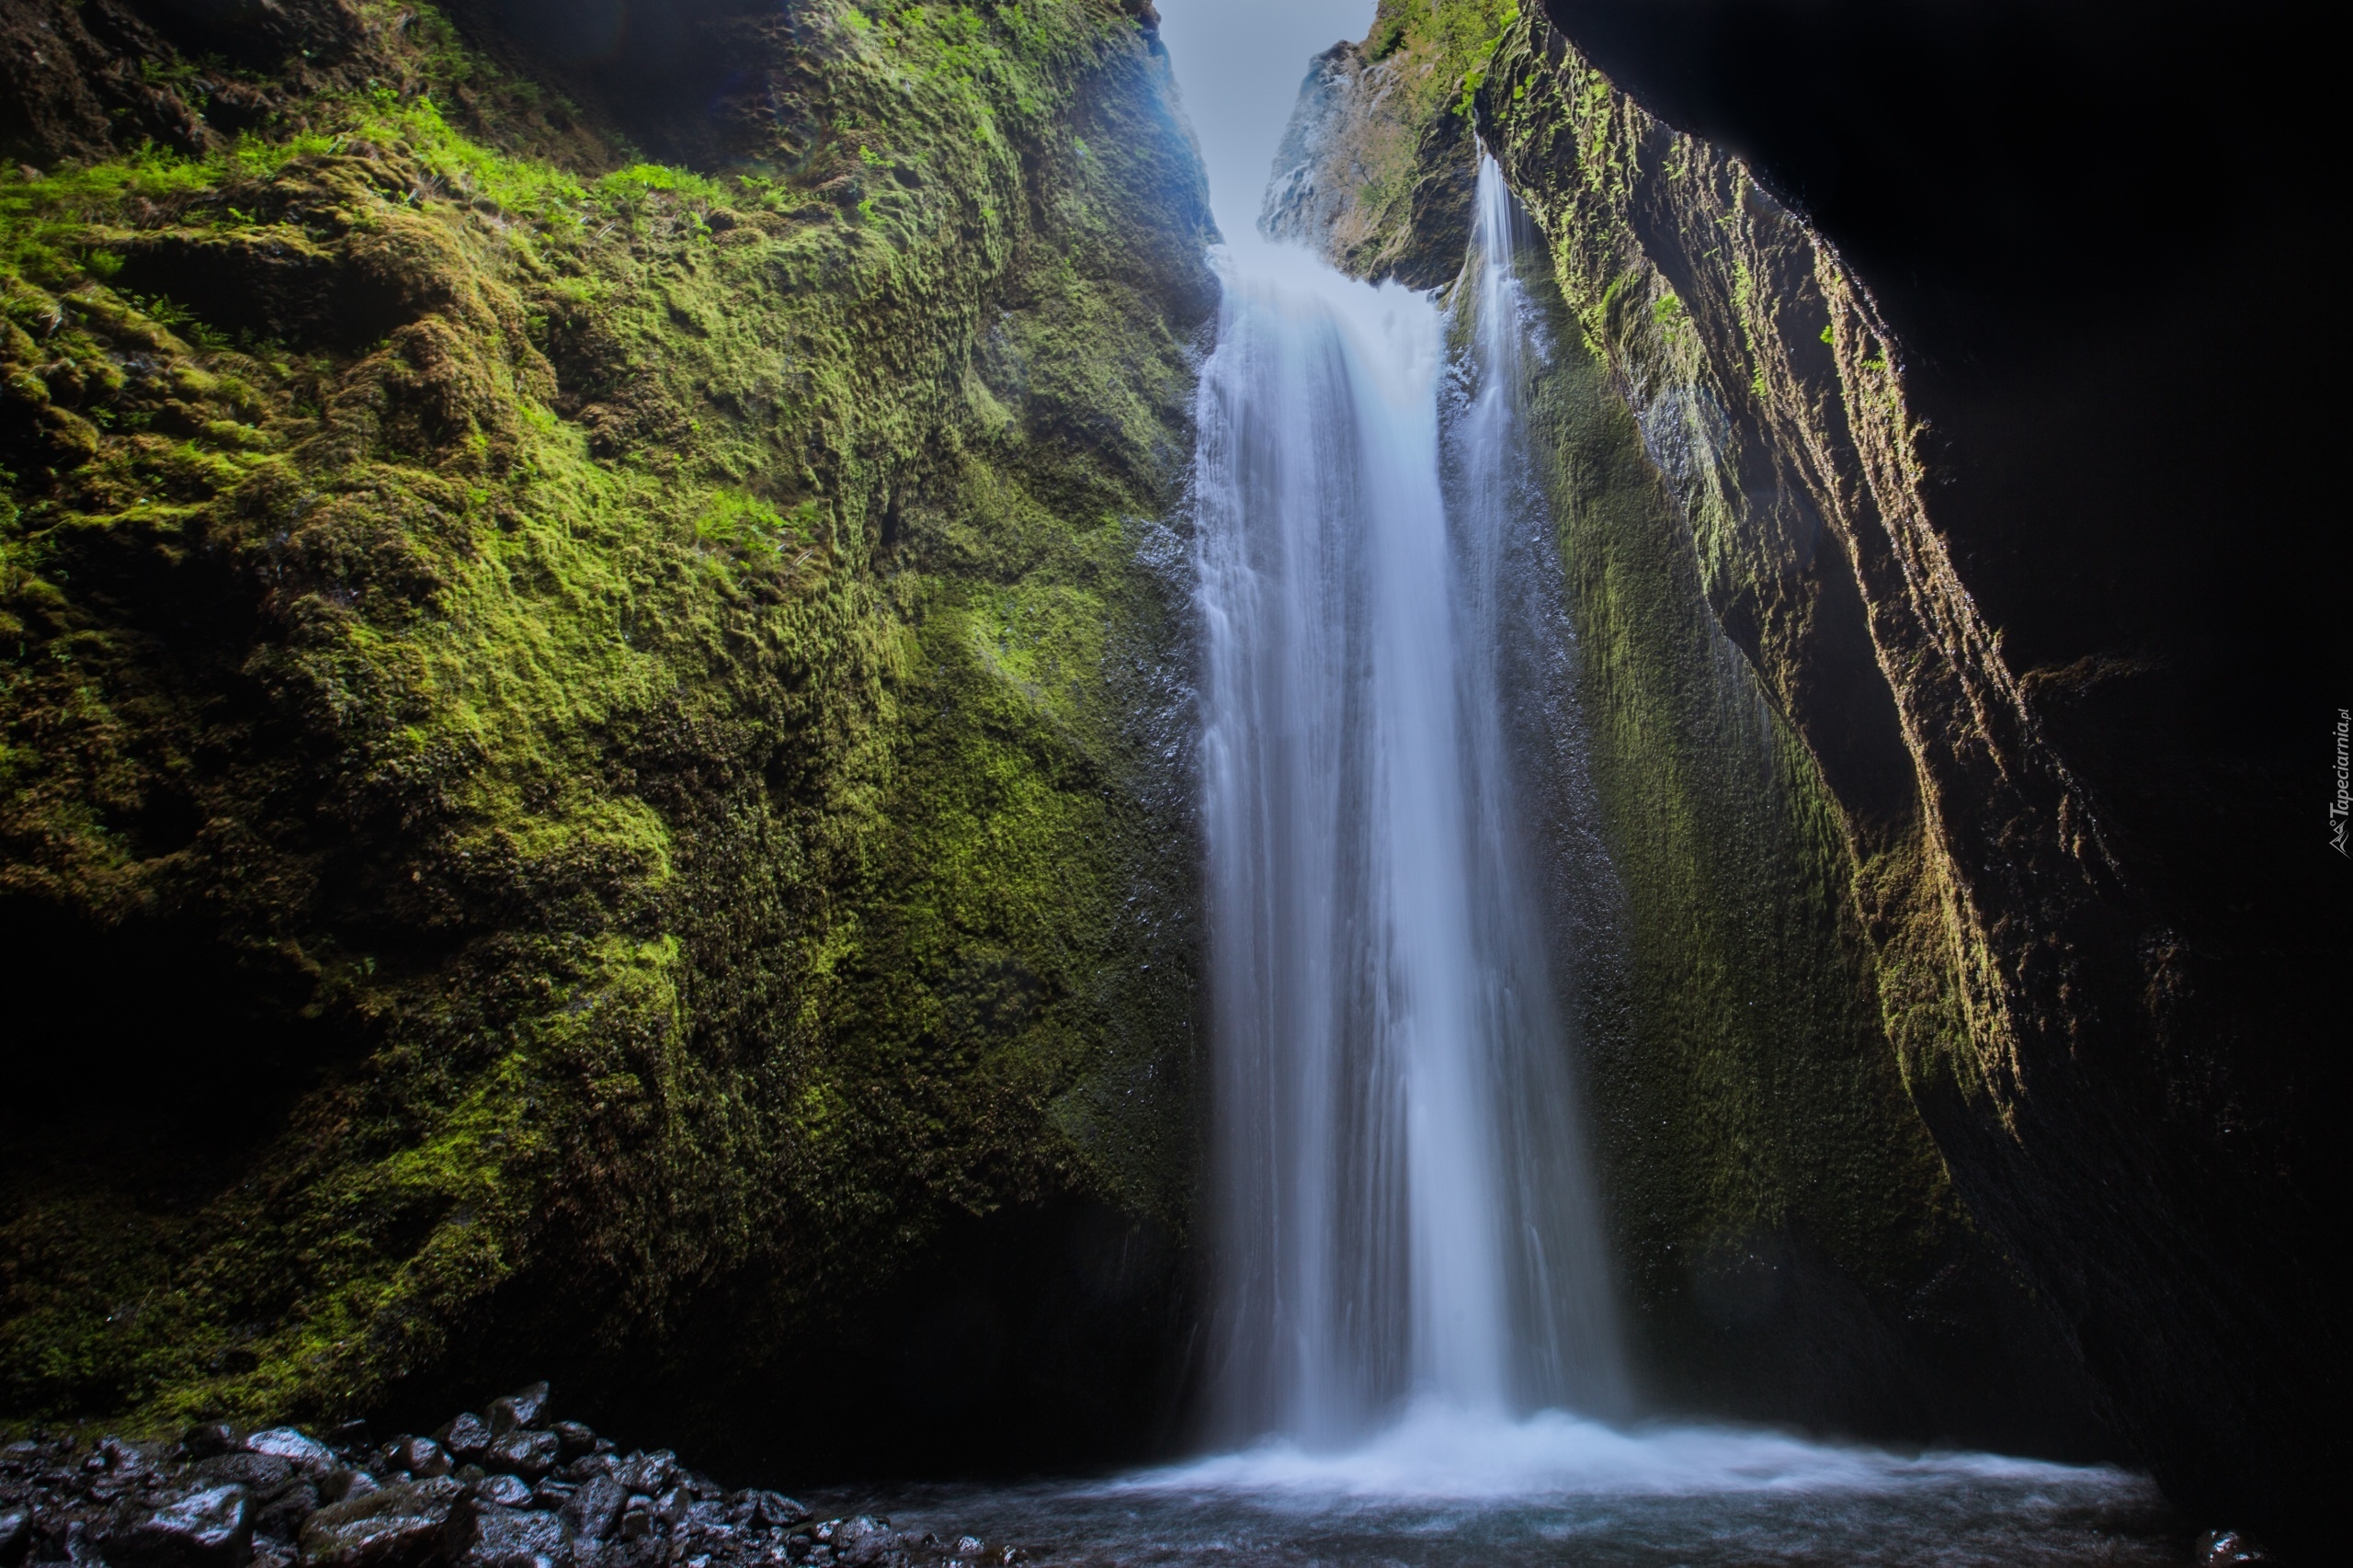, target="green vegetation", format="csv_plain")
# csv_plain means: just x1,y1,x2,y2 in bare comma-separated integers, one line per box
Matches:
1,0,1211,1433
